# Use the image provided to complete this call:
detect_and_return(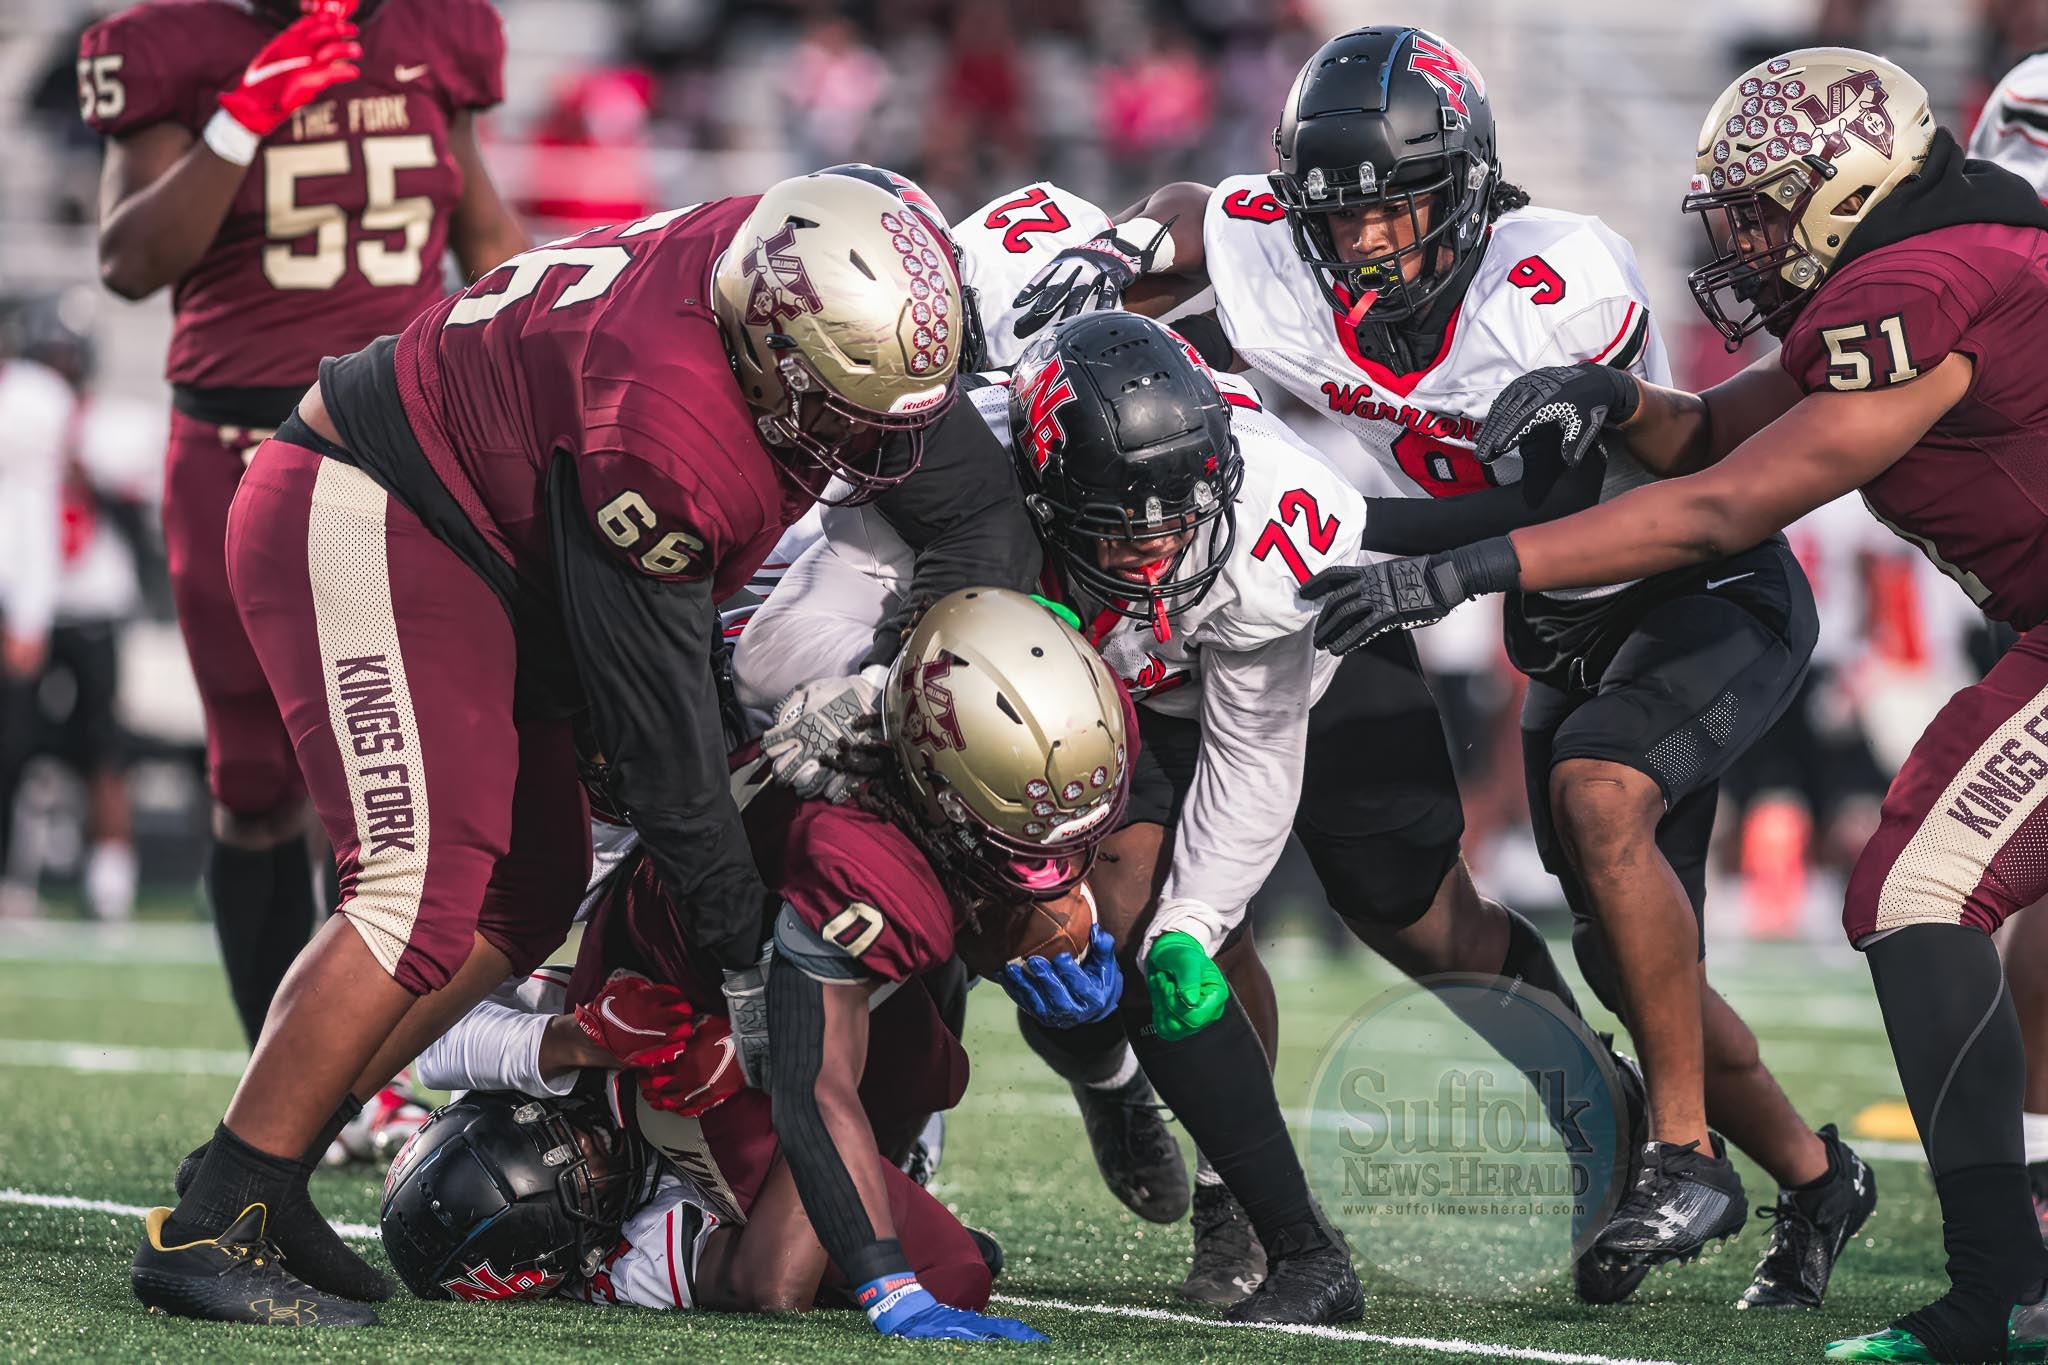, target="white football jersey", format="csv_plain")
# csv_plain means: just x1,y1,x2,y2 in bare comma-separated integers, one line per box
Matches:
1070,372,1365,720
1970,54,2048,196
569,1171,724,1311
954,182,1115,369
732,364,1370,958
1202,175,1672,597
